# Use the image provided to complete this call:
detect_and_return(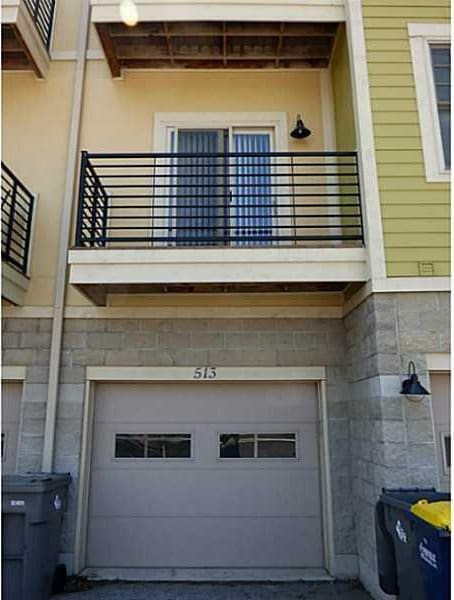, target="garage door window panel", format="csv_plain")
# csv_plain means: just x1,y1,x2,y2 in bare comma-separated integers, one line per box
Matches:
115,433,192,459
219,433,297,459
